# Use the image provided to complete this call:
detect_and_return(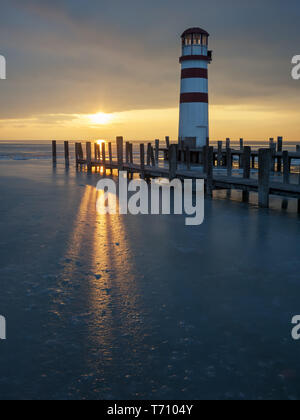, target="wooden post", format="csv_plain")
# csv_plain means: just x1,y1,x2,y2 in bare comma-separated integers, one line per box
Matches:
155,139,160,164
186,146,191,171
147,143,151,166
108,142,113,174
258,149,271,208
226,138,230,149
129,143,133,164
243,146,251,179
101,142,106,171
75,143,79,169
217,141,223,167
242,146,251,201
125,142,130,164
227,147,232,177
64,141,69,167
239,138,244,168
169,144,177,180
116,137,124,171
277,136,283,172
206,137,210,147
140,144,145,179
151,146,156,167
52,141,57,166
165,136,170,149
252,155,256,169
283,151,290,184
86,142,92,172
206,146,214,197
94,143,97,161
